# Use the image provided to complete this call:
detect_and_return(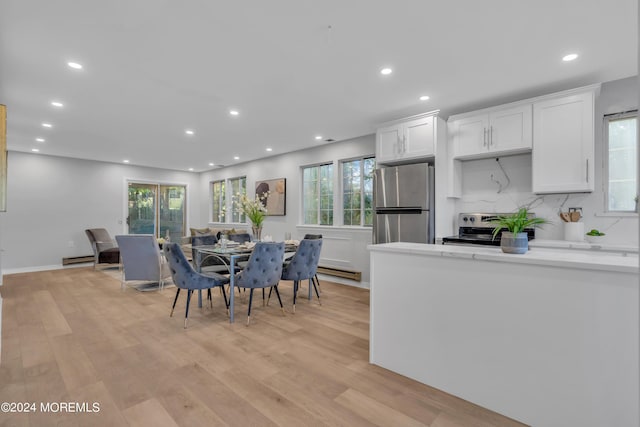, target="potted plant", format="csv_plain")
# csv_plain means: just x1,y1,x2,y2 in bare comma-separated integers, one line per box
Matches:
233,192,269,240
585,229,606,243
490,208,549,254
